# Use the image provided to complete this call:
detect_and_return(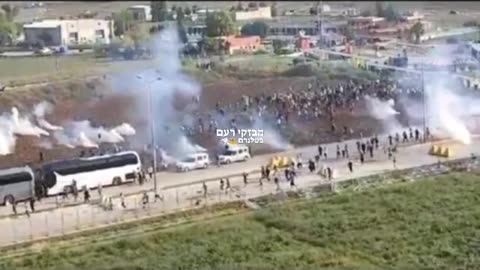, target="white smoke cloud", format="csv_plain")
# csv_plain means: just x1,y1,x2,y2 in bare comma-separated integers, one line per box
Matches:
112,123,136,136
33,101,63,131
252,117,293,150
364,95,404,134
